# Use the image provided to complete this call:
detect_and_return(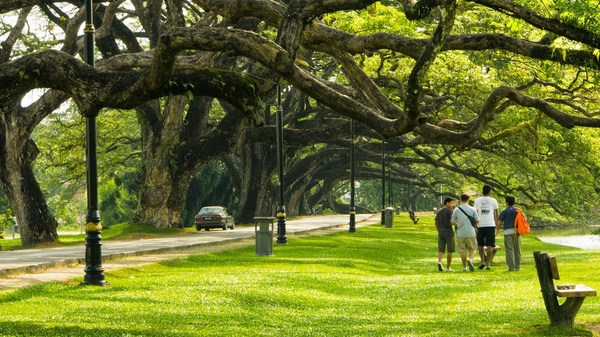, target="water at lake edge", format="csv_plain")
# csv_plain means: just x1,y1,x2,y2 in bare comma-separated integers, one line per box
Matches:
538,235,600,250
